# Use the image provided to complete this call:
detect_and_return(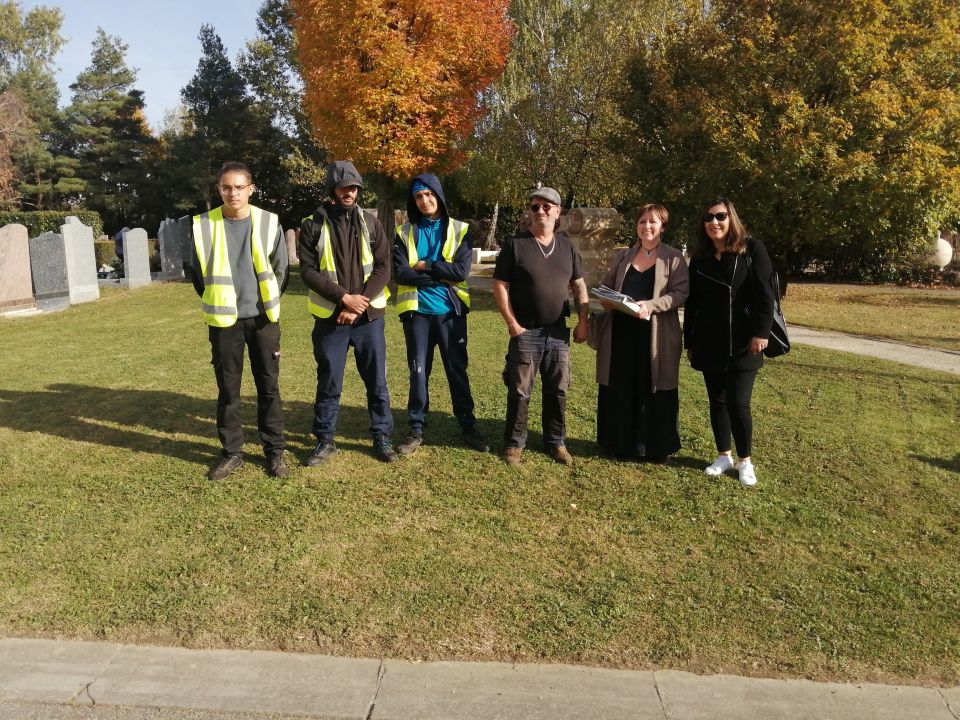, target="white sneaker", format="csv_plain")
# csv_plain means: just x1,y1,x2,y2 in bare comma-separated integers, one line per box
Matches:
737,460,757,487
704,454,735,476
